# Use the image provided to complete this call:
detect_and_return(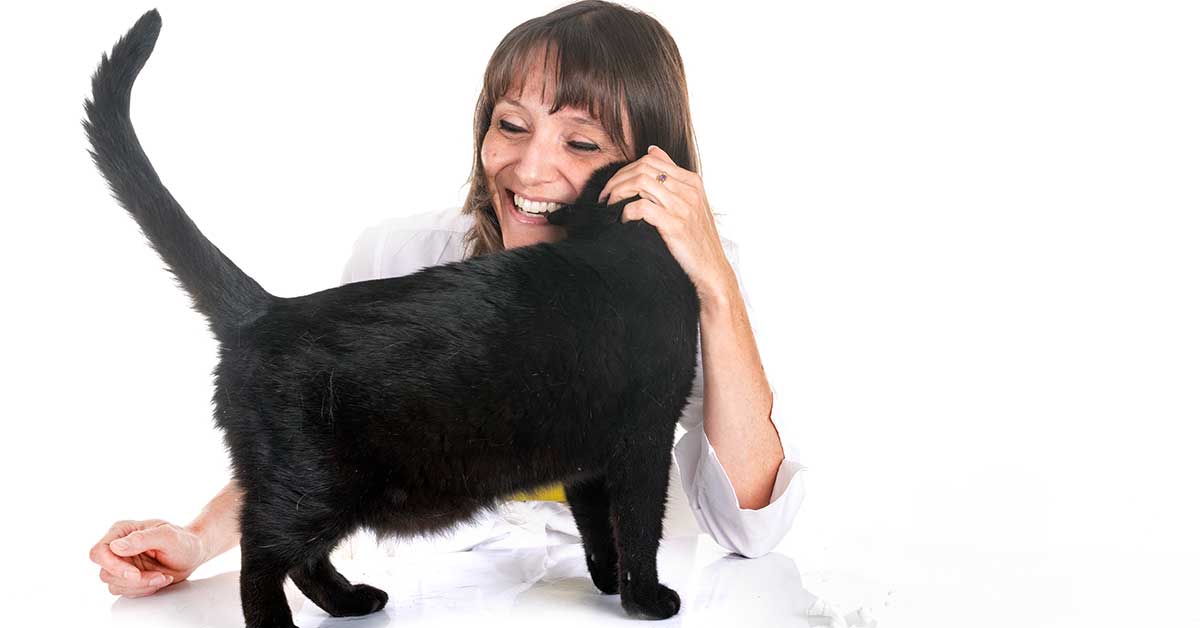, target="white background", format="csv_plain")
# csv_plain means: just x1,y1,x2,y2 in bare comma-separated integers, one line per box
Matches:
1,1,1198,626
